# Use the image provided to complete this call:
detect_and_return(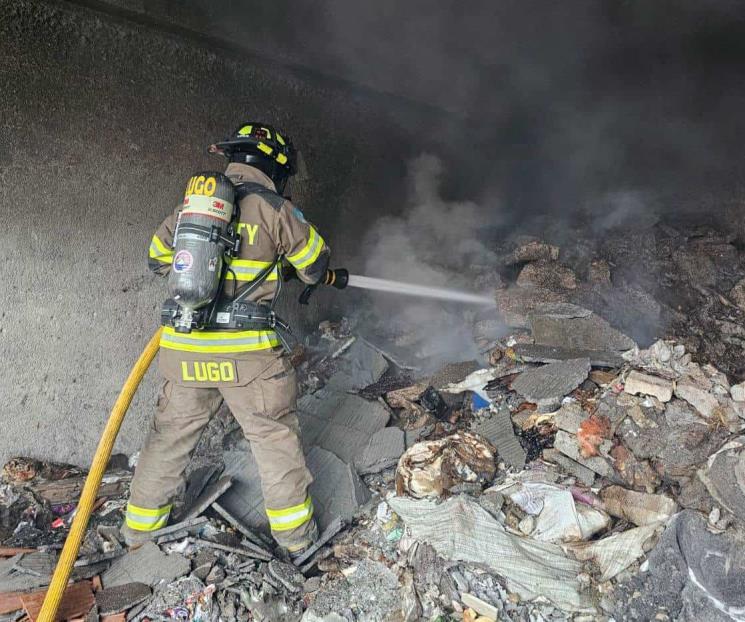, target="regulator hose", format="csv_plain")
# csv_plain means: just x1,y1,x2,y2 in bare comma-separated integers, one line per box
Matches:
38,328,163,622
